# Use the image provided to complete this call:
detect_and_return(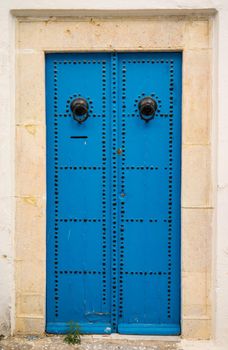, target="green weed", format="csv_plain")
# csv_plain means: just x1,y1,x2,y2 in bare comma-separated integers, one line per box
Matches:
64,321,81,345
